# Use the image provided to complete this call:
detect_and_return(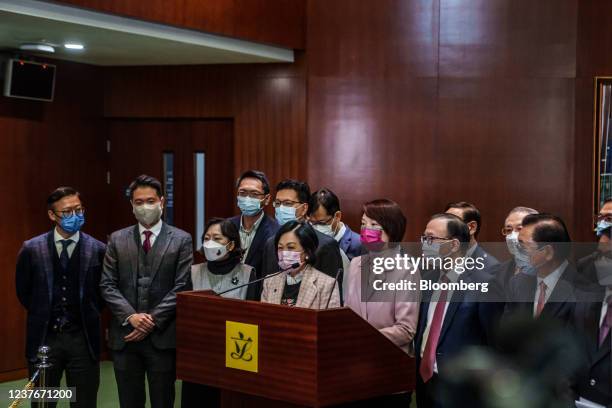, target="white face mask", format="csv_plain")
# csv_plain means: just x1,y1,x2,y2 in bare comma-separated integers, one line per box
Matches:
505,231,519,256
313,223,334,237
203,240,229,262
133,202,163,226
